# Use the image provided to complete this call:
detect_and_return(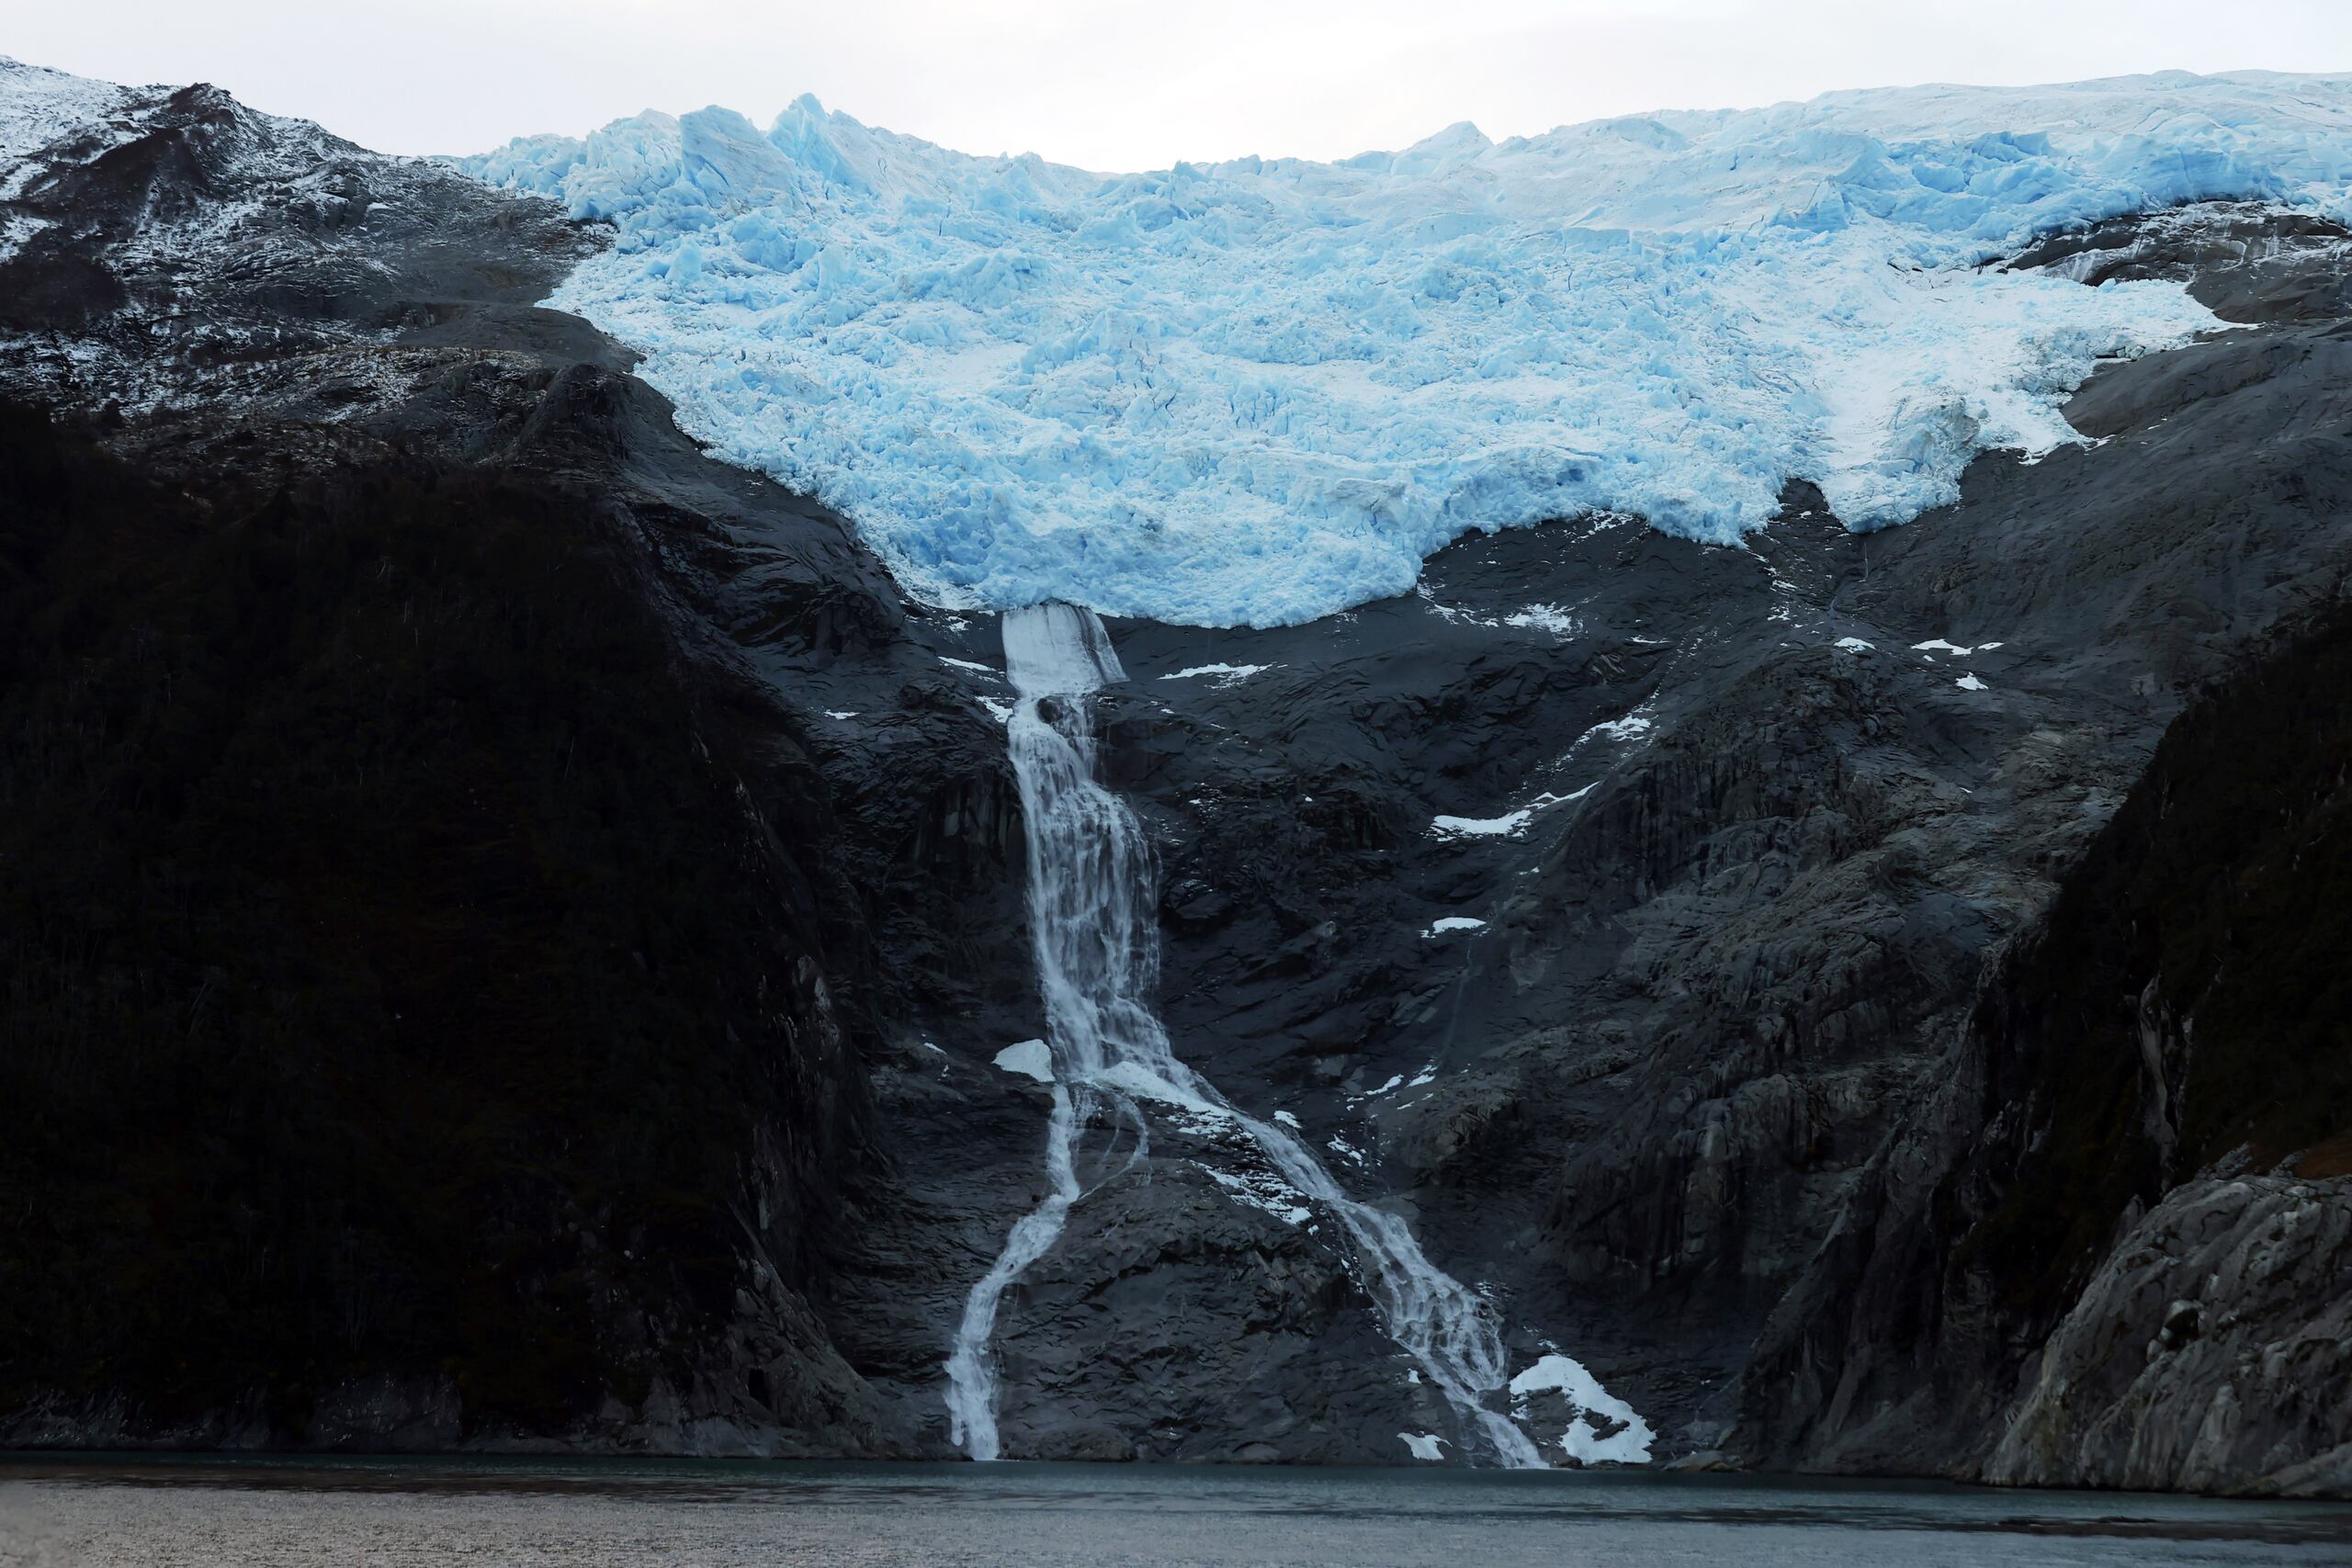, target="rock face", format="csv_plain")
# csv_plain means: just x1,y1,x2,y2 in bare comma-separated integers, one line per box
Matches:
1023,201,2352,1472
0,60,1021,1458
1986,1176,2352,1496
1,61,2347,1491
1739,603,2352,1494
